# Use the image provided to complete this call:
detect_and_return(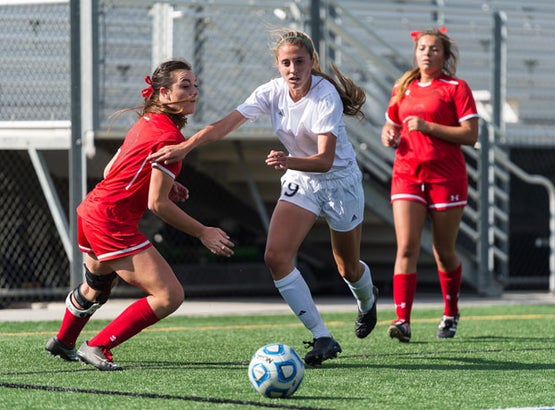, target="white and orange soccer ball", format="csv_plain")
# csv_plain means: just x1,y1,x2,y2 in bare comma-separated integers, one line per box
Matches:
248,343,304,398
